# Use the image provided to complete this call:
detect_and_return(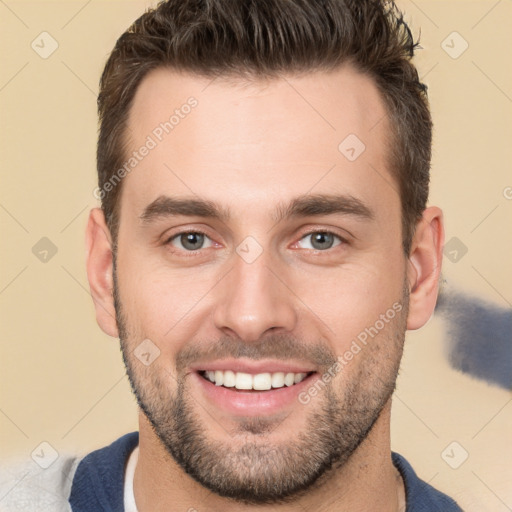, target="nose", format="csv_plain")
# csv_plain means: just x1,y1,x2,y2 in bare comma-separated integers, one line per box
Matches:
212,252,298,342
